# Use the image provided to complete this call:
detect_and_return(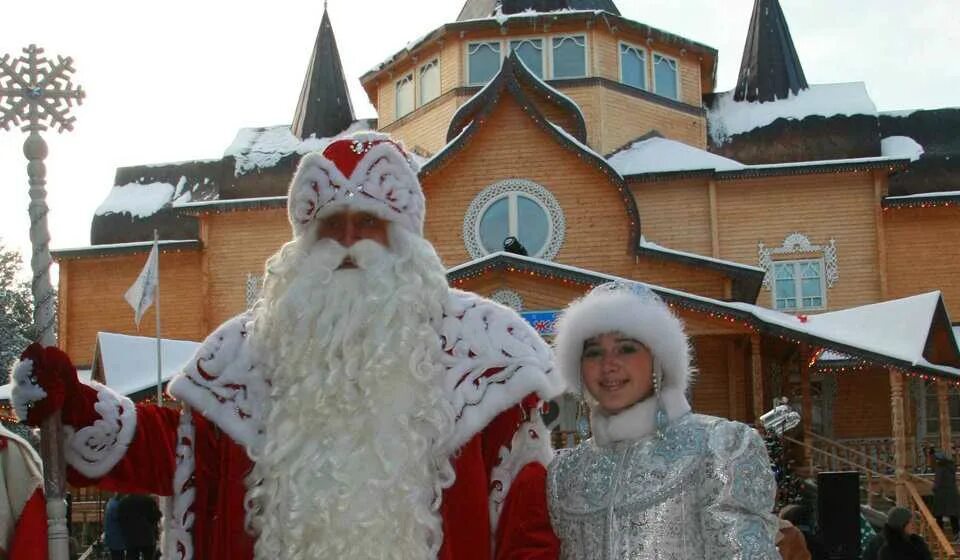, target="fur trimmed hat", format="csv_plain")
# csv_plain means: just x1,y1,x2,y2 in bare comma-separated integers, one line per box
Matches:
553,281,692,397
287,132,425,238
